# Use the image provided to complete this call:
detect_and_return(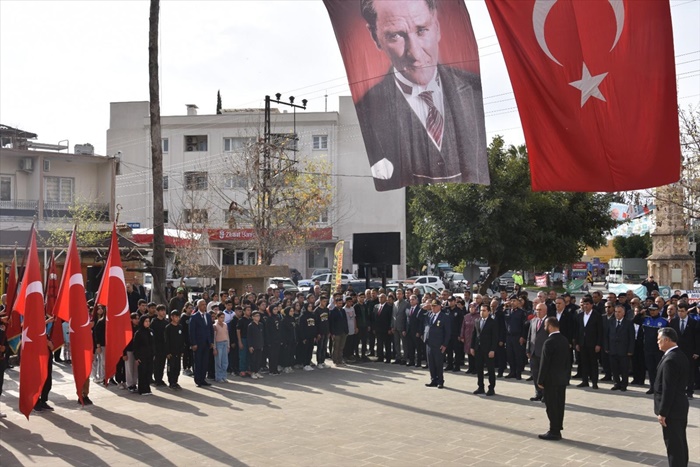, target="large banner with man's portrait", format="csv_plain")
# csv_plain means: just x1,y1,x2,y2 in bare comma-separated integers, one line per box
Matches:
324,0,489,192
